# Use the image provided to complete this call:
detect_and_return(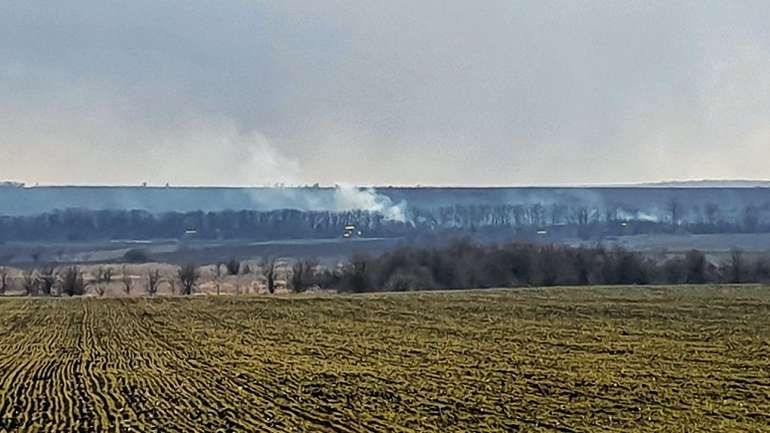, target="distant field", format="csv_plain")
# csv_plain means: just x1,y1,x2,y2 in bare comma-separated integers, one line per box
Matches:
582,232,770,255
1,287,769,432
5,232,770,268
0,237,402,266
